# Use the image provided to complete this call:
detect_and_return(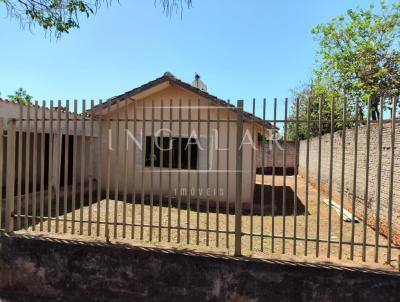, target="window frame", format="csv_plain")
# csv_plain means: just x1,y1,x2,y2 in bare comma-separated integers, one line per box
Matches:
144,136,198,170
